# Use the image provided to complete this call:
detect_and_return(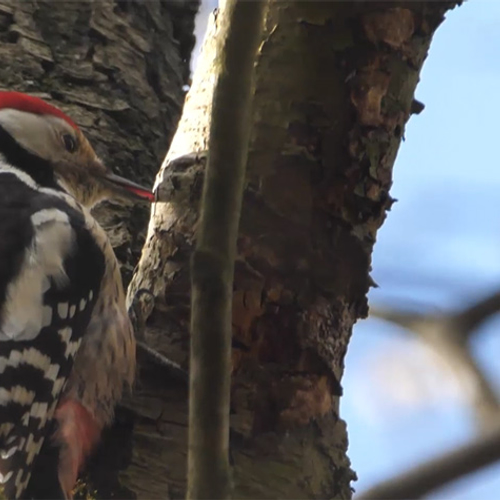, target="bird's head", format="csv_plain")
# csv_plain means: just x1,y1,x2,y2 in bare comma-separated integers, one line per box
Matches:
0,91,154,207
